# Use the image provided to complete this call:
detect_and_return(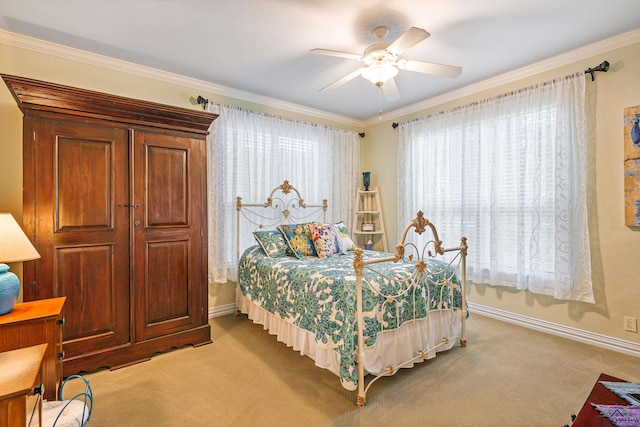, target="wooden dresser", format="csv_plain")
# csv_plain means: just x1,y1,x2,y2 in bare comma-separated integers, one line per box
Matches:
0,297,65,401
0,344,47,427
